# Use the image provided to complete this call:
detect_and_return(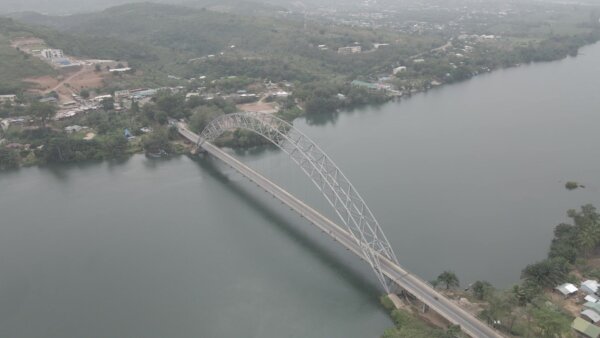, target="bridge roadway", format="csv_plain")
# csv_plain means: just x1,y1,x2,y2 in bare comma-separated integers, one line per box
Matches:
177,124,503,338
